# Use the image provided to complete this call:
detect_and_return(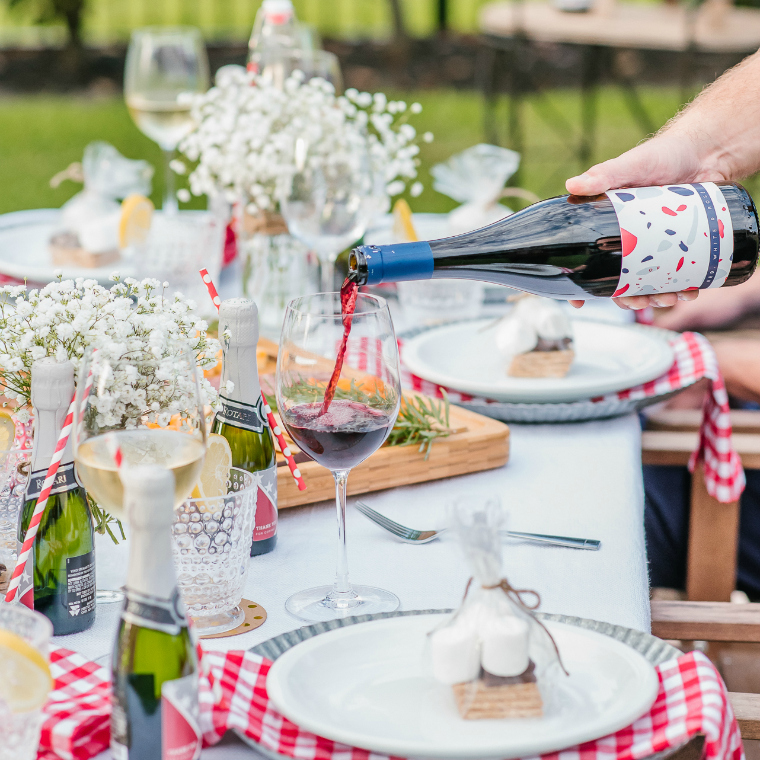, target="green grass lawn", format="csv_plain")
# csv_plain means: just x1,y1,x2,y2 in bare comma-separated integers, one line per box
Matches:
4,85,745,218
